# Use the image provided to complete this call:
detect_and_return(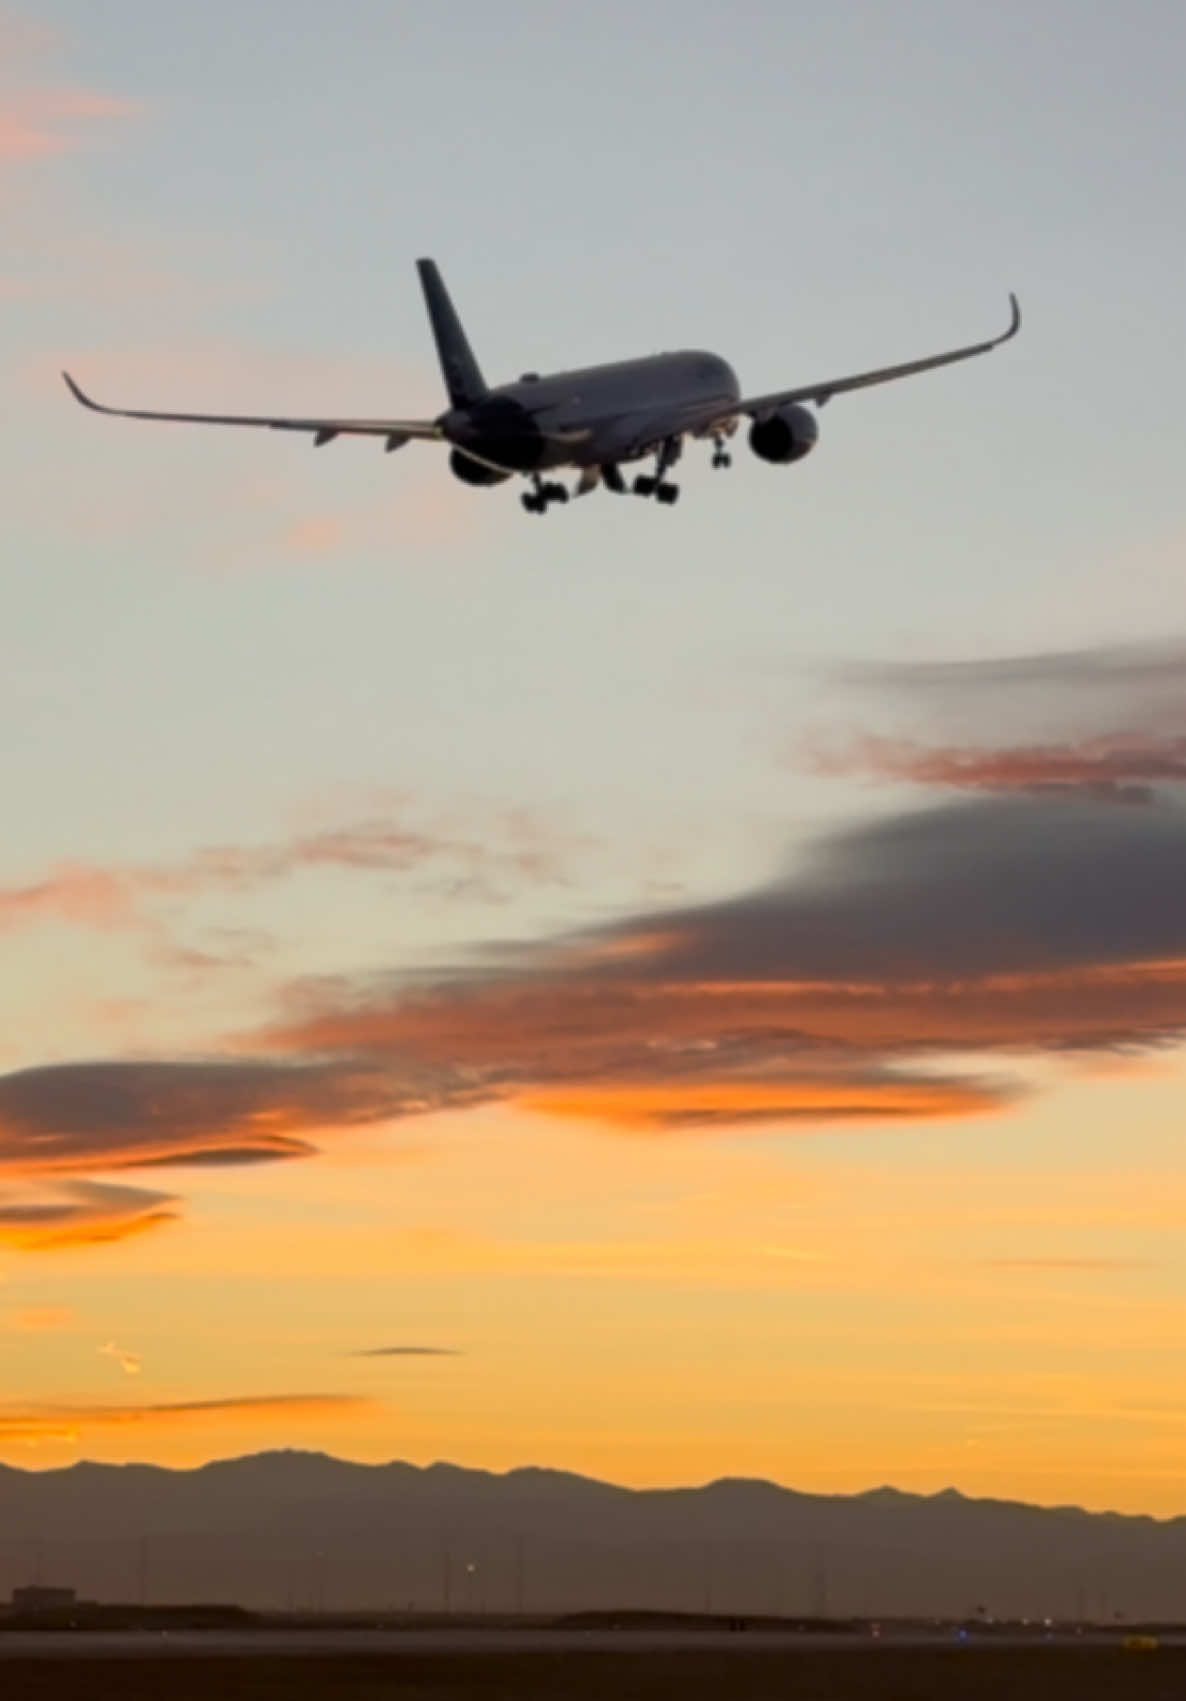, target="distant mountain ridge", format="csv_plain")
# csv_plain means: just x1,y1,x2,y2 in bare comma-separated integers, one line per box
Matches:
0,1451,1180,1619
